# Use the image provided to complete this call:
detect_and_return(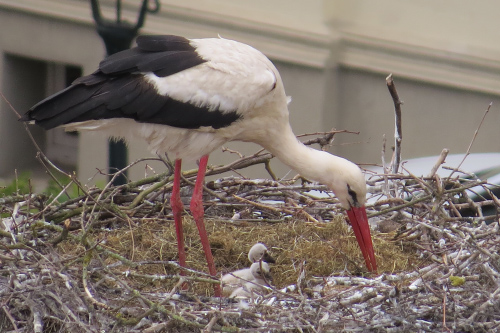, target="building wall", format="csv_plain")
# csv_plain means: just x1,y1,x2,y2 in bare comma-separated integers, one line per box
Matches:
334,69,500,166
0,4,106,185
1,0,500,187
0,55,46,175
